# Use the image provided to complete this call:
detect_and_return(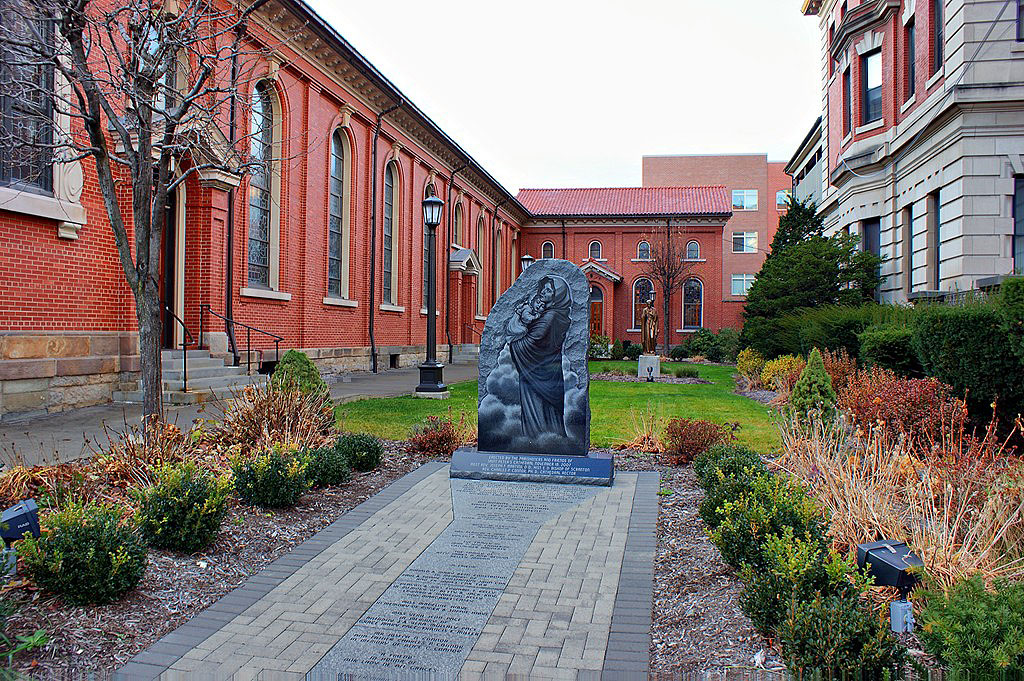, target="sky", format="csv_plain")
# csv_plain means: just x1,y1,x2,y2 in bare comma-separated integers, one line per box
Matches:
306,1,822,194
